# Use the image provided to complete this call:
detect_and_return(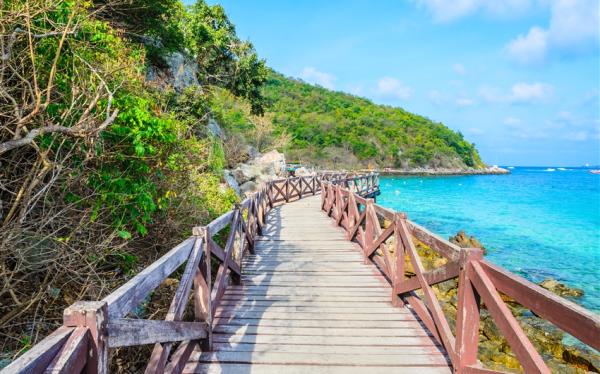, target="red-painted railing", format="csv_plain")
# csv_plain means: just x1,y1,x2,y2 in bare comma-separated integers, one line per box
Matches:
321,179,600,374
